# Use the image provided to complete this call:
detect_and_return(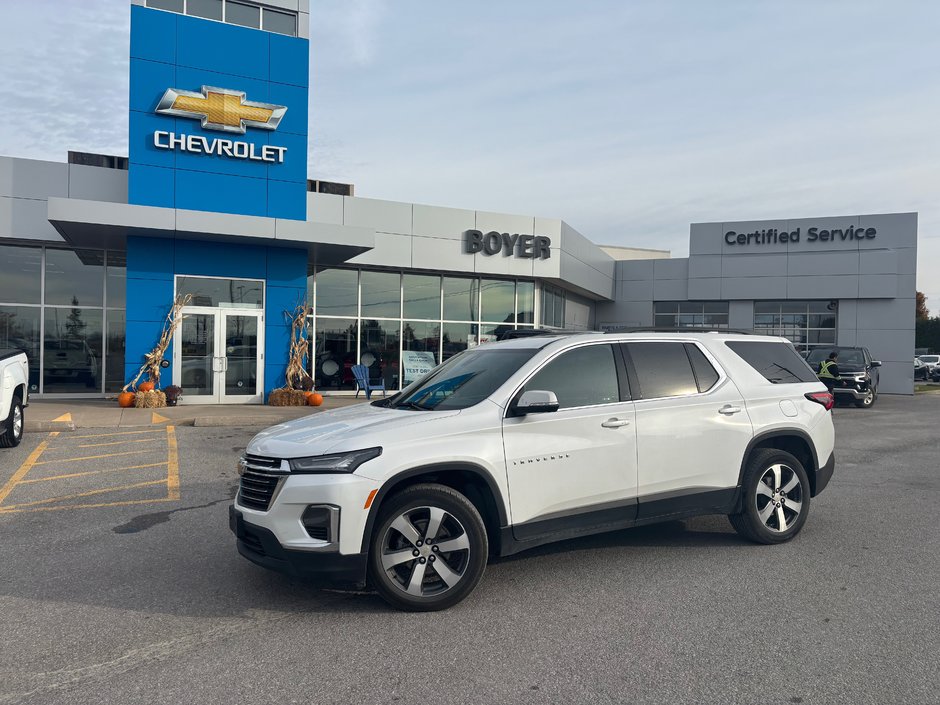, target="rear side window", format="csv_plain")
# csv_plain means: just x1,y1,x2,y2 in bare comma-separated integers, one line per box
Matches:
685,344,720,392
726,341,818,384
524,344,620,409
625,342,698,398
